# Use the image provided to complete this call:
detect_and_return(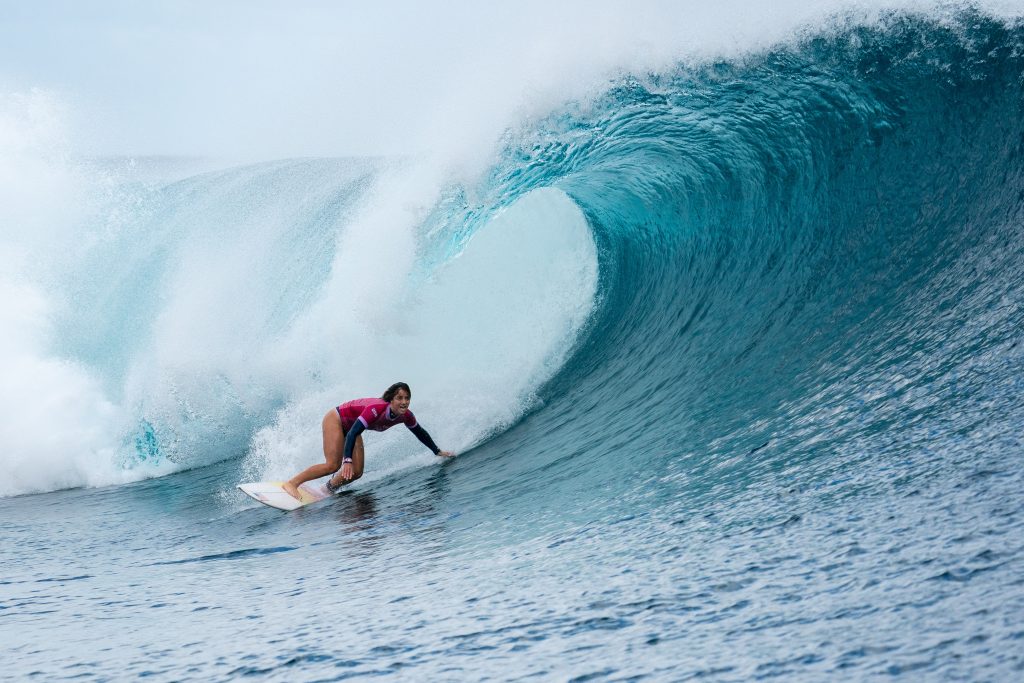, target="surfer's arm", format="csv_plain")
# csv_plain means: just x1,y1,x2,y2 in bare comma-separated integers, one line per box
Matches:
343,420,366,463
408,424,454,457
408,424,440,454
